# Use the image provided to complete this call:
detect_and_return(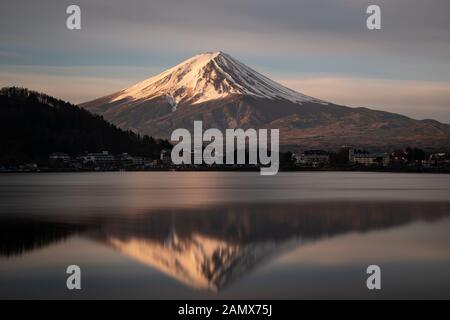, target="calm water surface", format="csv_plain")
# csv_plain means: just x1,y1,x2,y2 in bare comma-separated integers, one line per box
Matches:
1,172,450,299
